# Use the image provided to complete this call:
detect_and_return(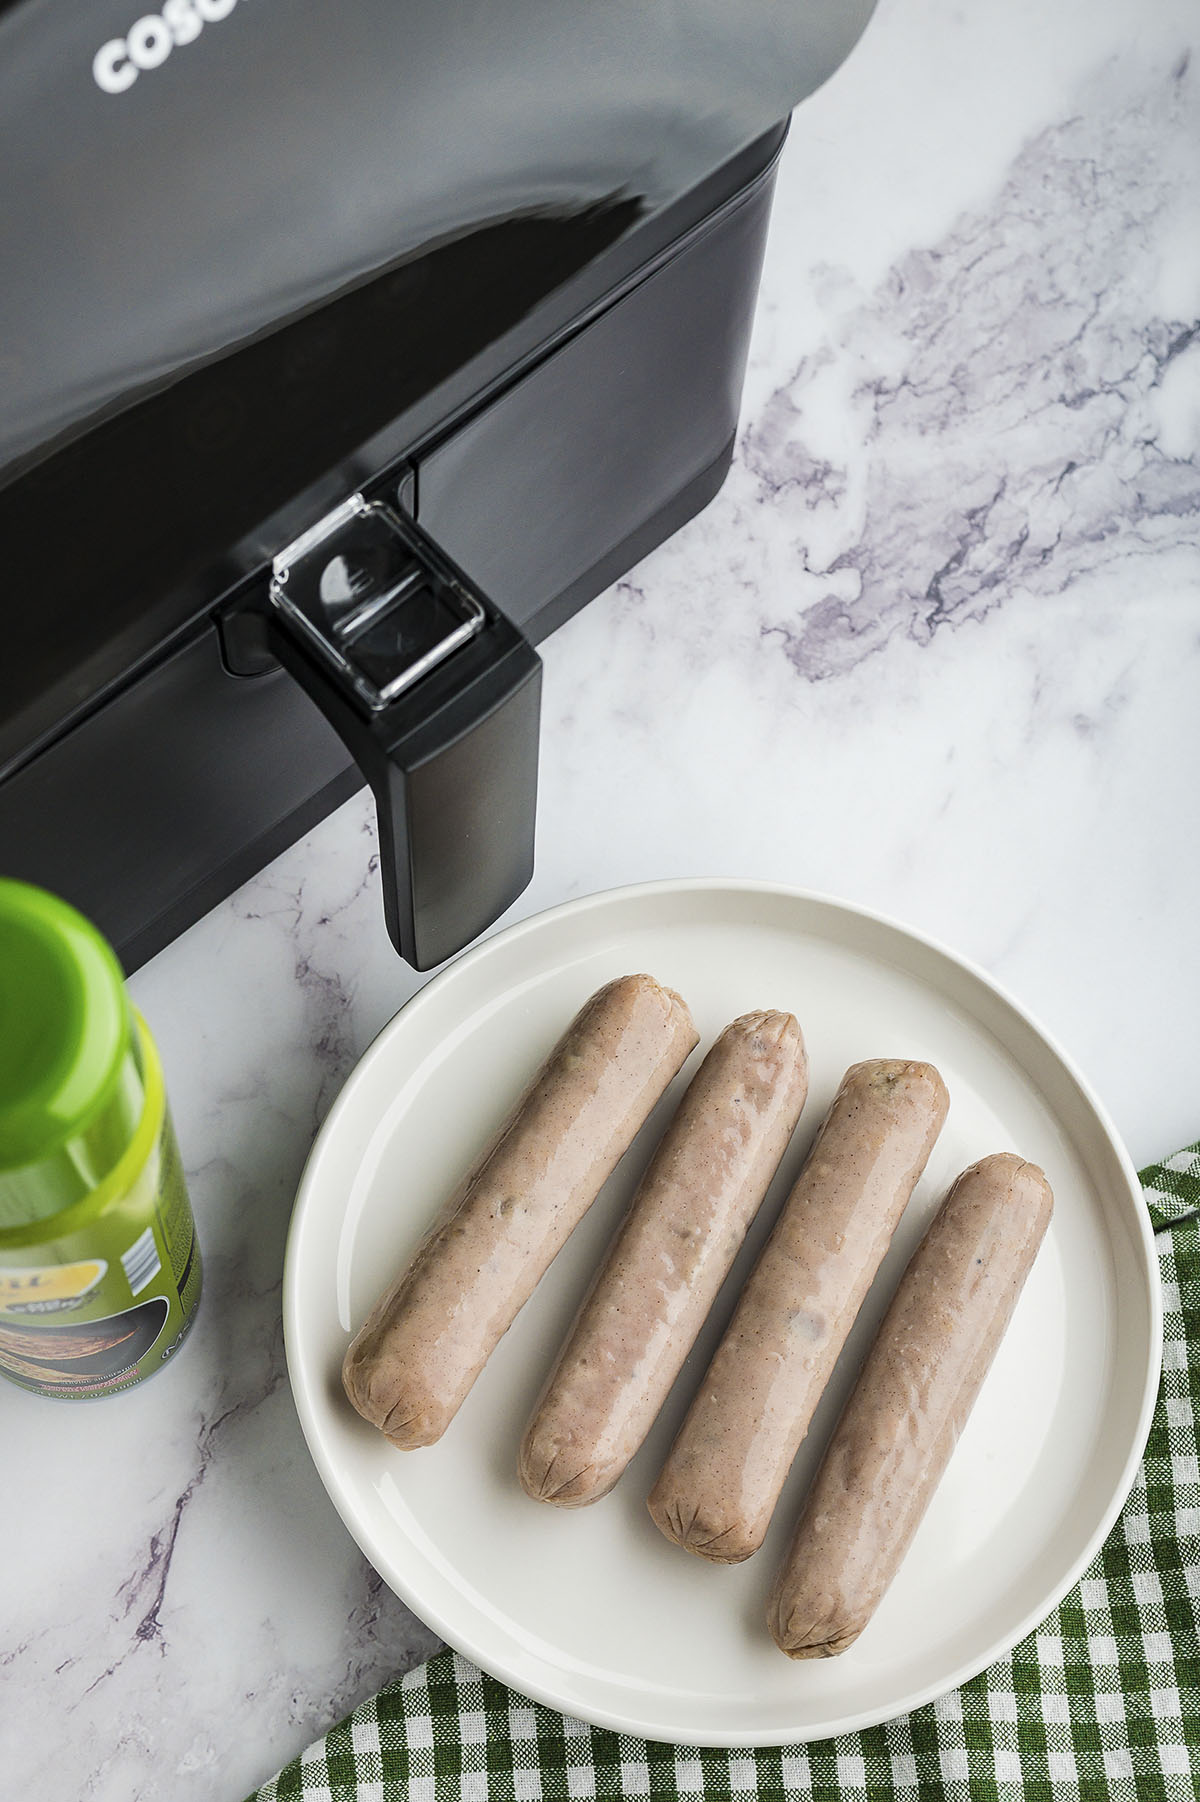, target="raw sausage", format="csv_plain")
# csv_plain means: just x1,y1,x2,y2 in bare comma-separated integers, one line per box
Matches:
768,1152,1053,1657
342,974,698,1447
519,1010,809,1506
648,1058,948,1562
